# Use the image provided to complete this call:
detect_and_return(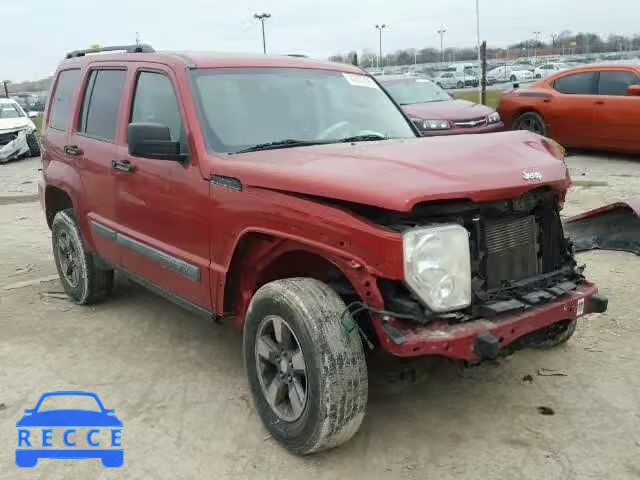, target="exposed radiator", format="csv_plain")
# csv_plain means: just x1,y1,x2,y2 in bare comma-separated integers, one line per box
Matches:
483,215,539,289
